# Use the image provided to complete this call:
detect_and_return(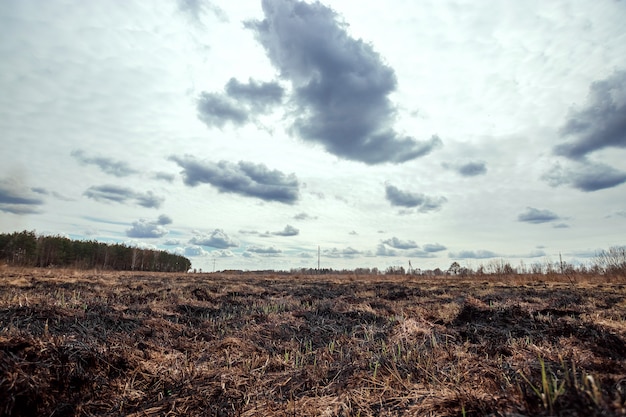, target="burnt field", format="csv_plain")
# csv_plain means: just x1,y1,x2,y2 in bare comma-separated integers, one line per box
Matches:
1,268,625,416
